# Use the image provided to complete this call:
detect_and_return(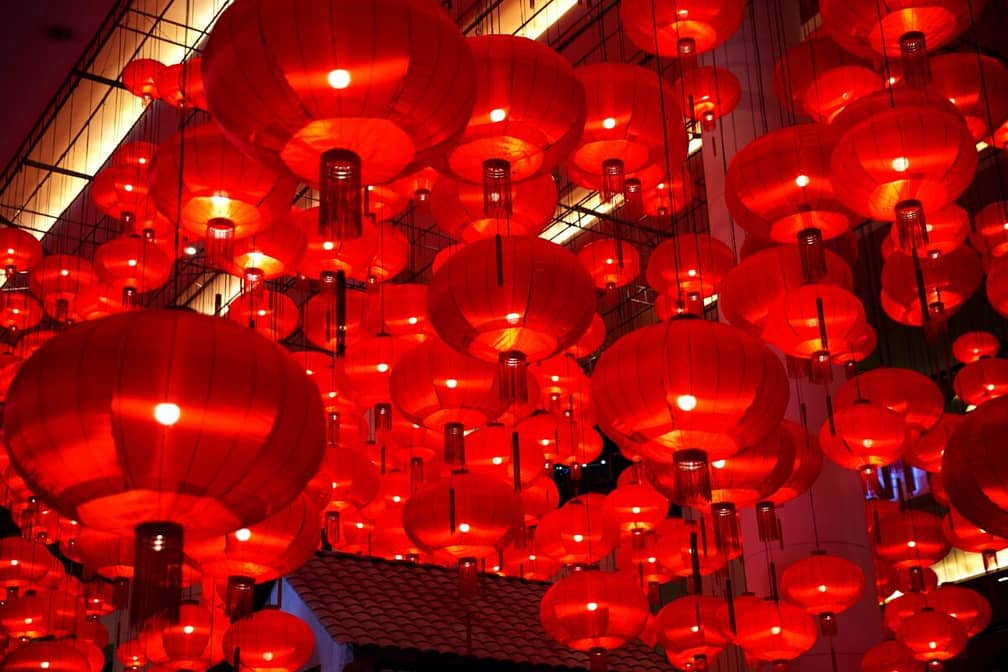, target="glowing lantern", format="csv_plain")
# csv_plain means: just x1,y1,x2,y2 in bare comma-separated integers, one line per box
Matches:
646,233,735,310
930,53,1008,142
338,333,413,408
121,58,165,101
875,510,950,570
952,331,1000,365
927,585,992,637
763,282,866,359
655,595,732,667
577,239,641,290
293,207,379,282
465,422,547,487
536,494,621,566
780,552,865,634
904,414,962,473
652,516,735,578
222,608,314,672
942,507,1008,566
74,527,135,580
605,480,669,538
430,174,557,242
897,608,967,669
221,222,307,282
882,246,983,327
226,287,299,342
887,204,970,259
155,58,207,110
819,402,907,470
0,537,59,591
674,65,741,131
2,641,91,672
861,640,921,672
620,0,745,57
367,221,410,283
300,288,369,351
94,235,173,302
833,367,944,435
28,254,98,322
761,421,823,505
971,200,1008,261
366,283,431,343
0,291,43,333
161,600,213,666
954,357,1008,408
520,474,560,523
566,313,605,358
733,598,817,665
0,226,43,275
